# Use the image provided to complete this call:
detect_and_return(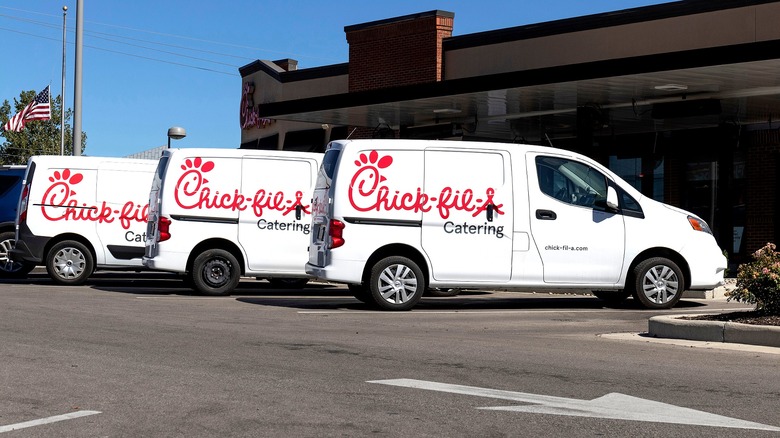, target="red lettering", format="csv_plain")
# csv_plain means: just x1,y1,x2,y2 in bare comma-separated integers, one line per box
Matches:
345,151,504,219
120,201,149,229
